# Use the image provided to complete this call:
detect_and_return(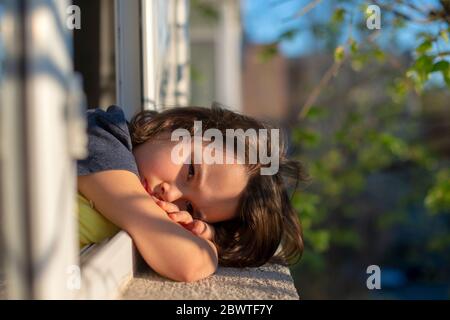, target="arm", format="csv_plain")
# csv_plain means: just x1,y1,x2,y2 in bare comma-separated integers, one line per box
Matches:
77,170,218,282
